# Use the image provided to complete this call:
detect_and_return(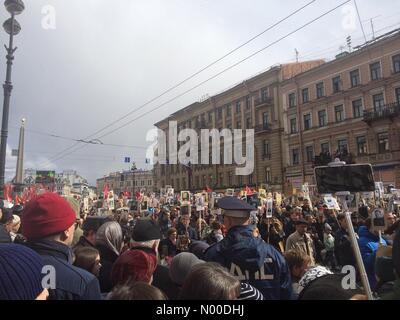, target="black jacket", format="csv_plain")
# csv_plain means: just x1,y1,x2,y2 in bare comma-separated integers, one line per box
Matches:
159,238,177,257
0,224,11,243
26,240,101,300
96,244,119,294
284,219,296,239
130,246,178,299
73,236,95,252
334,227,356,267
176,223,198,241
